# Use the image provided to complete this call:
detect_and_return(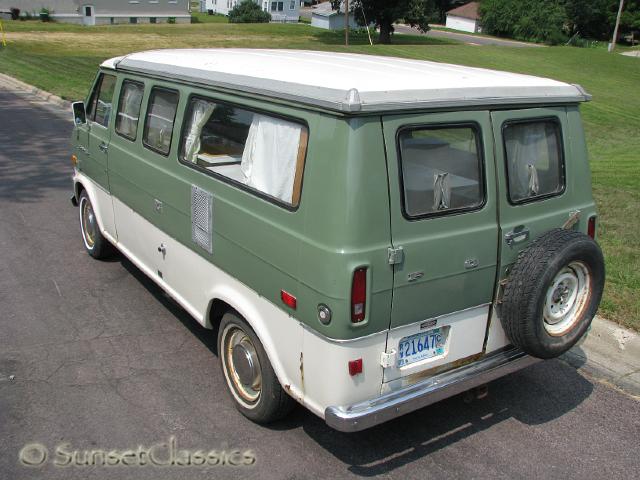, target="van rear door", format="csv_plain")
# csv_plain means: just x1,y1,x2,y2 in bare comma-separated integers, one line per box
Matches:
381,111,499,383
